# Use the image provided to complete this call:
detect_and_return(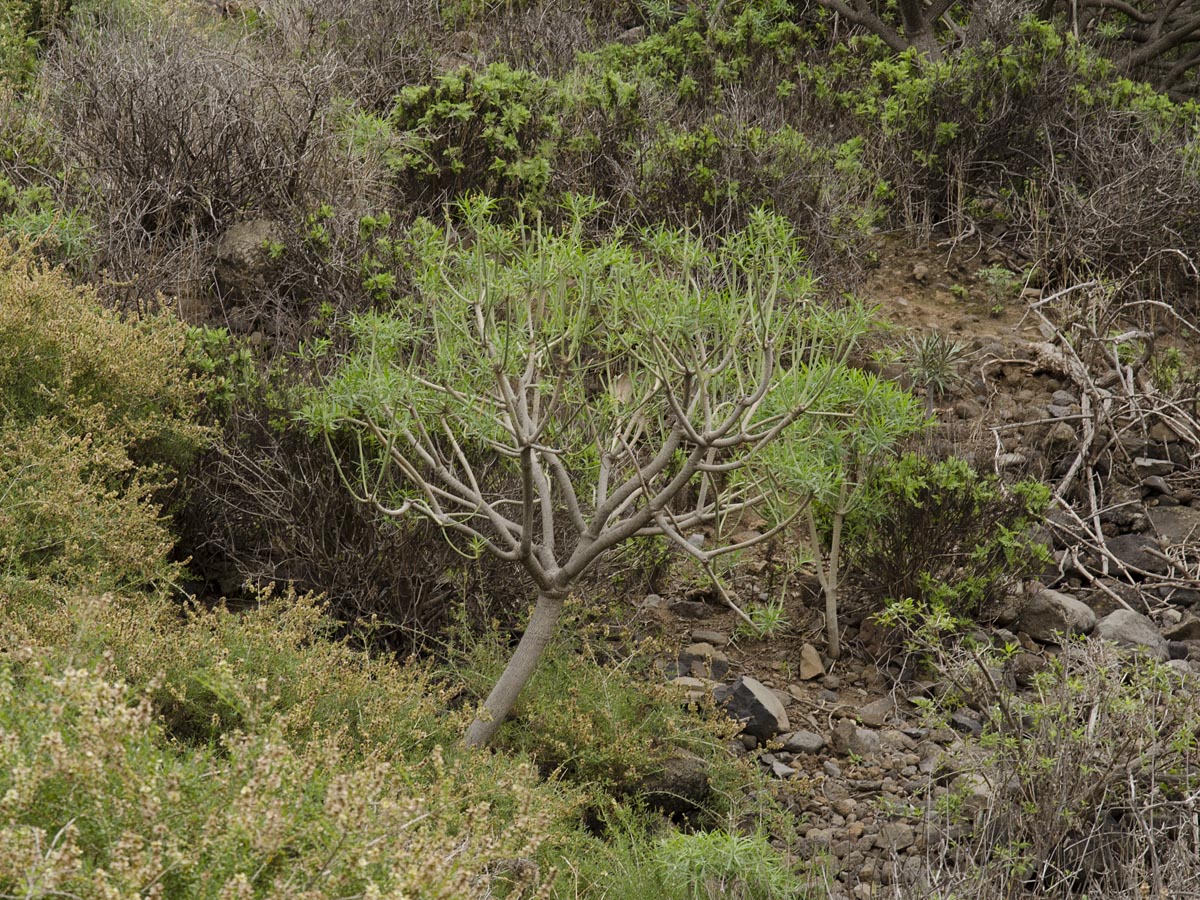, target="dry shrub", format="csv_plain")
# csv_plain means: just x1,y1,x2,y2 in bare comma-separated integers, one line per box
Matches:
38,8,341,309
256,0,442,112
174,403,530,646
919,641,1200,898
